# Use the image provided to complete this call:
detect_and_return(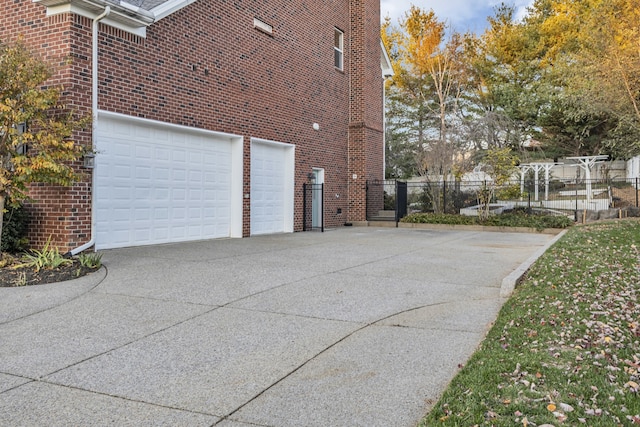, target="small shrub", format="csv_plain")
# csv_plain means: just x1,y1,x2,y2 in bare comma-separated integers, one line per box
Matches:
1,204,30,253
401,213,477,225
19,237,71,271
495,184,522,201
77,252,102,269
481,211,573,230
548,179,566,191
401,211,573,230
